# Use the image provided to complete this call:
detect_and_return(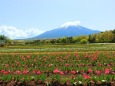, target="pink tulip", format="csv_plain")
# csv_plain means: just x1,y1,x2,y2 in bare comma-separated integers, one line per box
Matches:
16,70,21,74
37,70,41,75
95,70,101,75
65,63,70,66
16,62,20,65
5,64,9,67
105,69,110,74
60,71,64,75
53,68,59,74
88,68,93,73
